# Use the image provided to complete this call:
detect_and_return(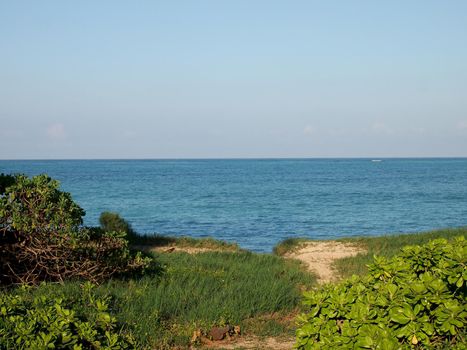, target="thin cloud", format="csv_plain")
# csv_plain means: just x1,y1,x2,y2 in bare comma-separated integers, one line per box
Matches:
46,123,67,140
303,125,315,136
410,127,426,135
457,120,467,131
371,122,393,135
